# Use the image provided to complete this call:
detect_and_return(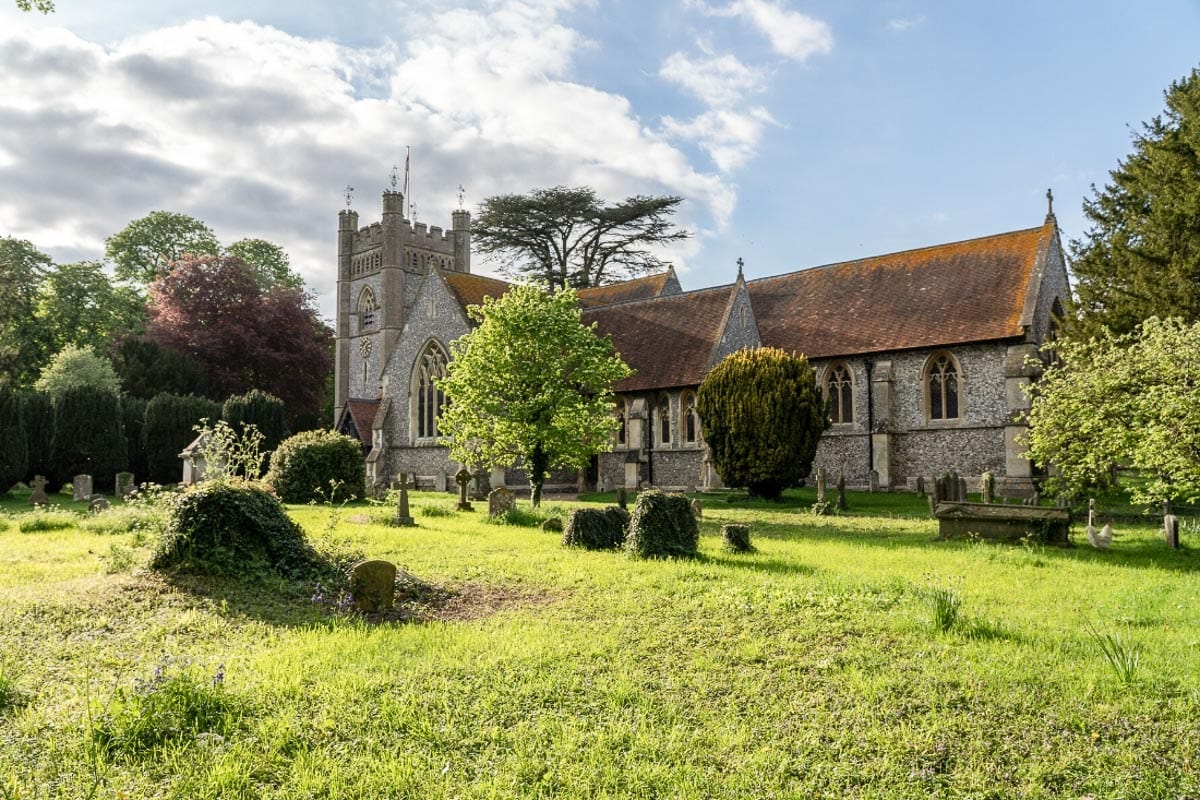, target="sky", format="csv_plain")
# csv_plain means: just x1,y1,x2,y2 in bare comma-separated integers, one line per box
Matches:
2,1,1199,322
